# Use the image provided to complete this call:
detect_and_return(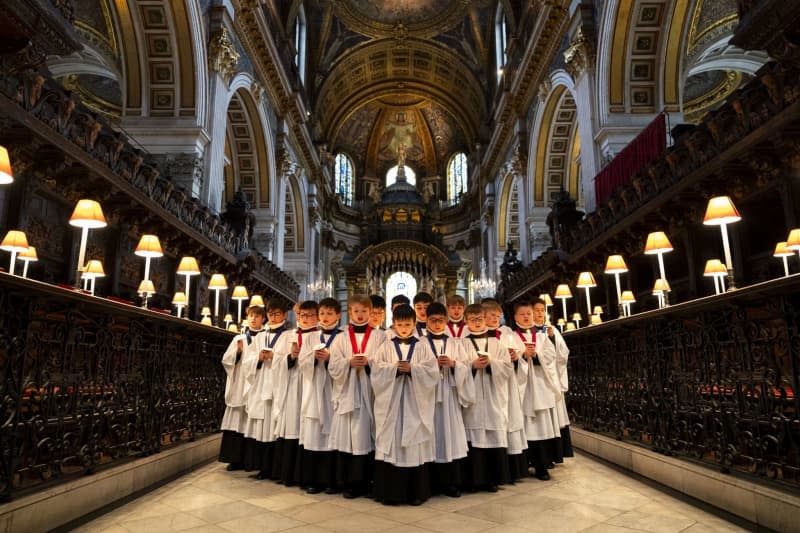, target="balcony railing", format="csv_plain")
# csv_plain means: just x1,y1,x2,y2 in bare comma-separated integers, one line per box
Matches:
0,273,231,501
